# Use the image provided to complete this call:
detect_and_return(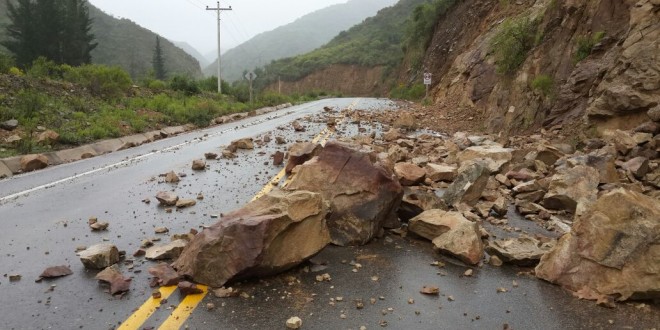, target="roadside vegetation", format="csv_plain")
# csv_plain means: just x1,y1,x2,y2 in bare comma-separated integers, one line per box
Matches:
574,31,605,63
490,17,540,74
0,55,315,157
